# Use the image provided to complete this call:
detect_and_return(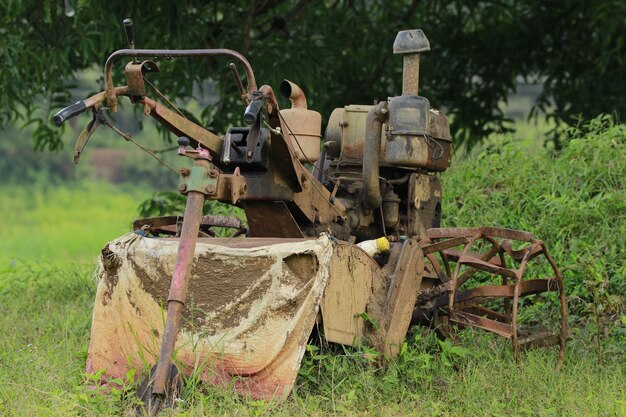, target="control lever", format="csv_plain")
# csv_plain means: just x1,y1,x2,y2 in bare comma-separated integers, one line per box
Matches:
178,136,211,161
177,136,191,148
229,63,249,106
243,99,263,126
123,18,135,50
123,18,139,64
242,92,265,125
73,109,104,164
